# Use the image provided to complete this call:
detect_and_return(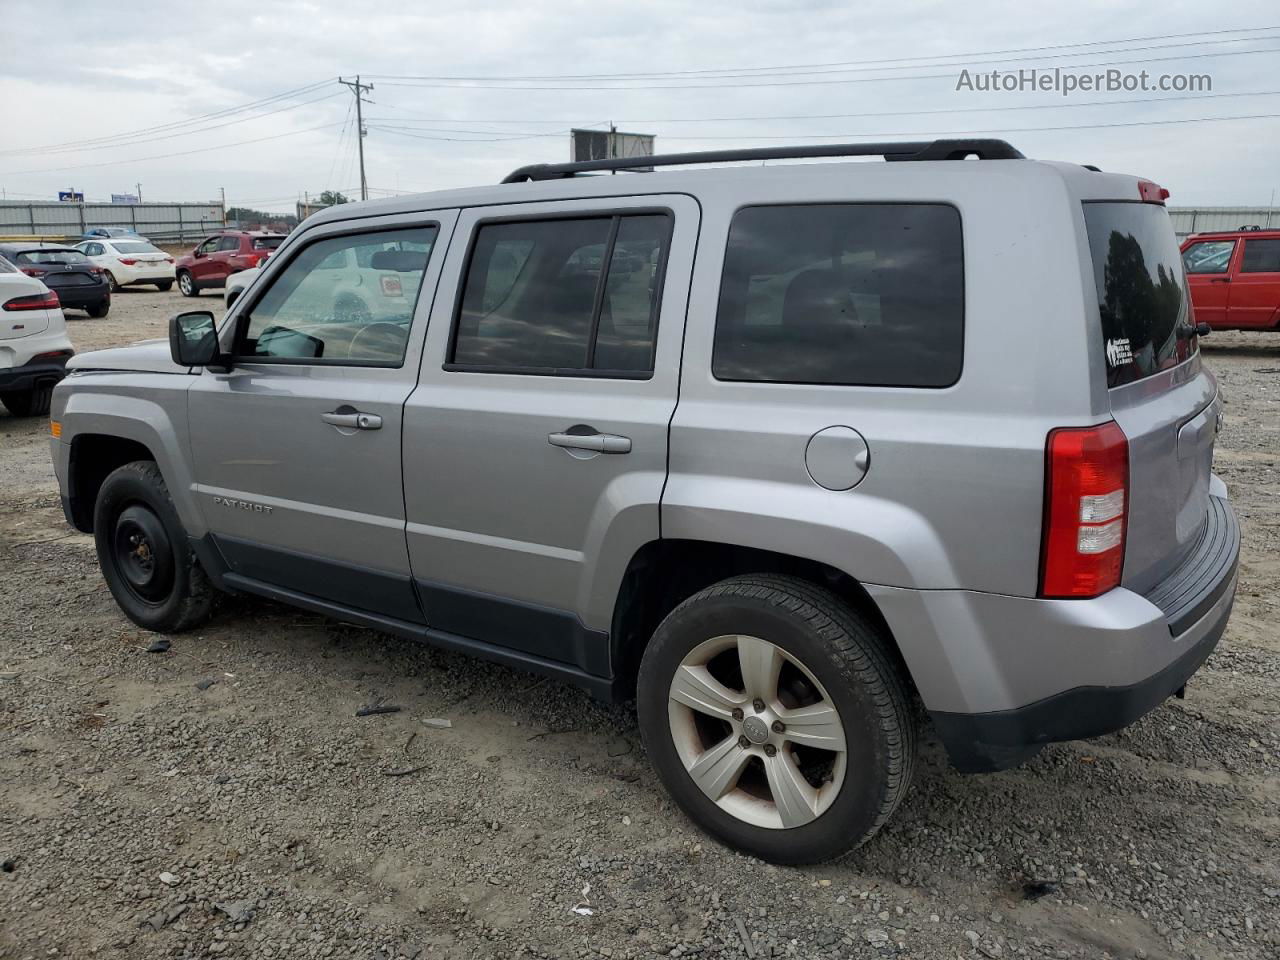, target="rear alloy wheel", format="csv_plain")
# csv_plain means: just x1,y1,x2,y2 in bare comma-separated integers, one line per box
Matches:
637,574,917,864
87,300,110,318
106,271,120,292
177,271,198,297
